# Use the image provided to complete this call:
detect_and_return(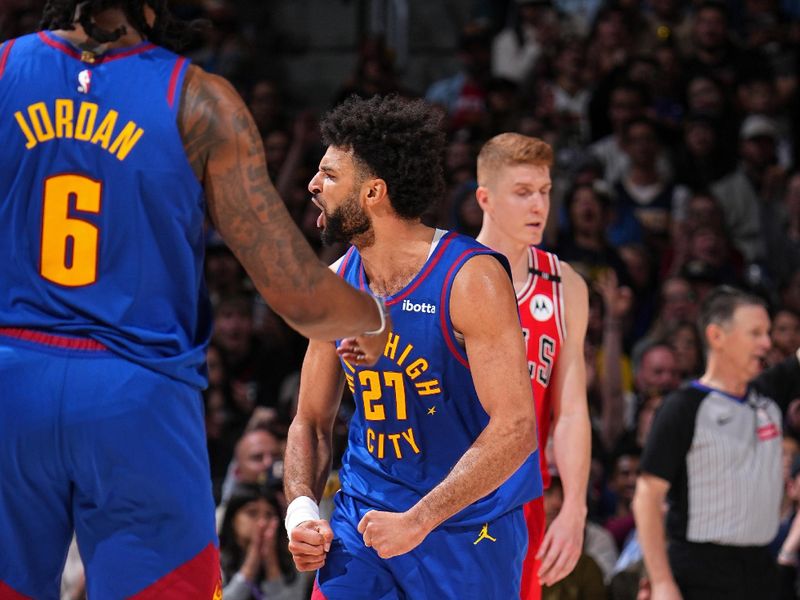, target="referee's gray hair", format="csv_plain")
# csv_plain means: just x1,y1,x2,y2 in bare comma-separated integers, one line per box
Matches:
698,285,767,343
